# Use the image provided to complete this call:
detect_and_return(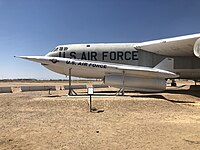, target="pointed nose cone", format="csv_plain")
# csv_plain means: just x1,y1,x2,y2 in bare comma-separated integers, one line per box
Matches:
45,52,51,57
45,51,59,57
